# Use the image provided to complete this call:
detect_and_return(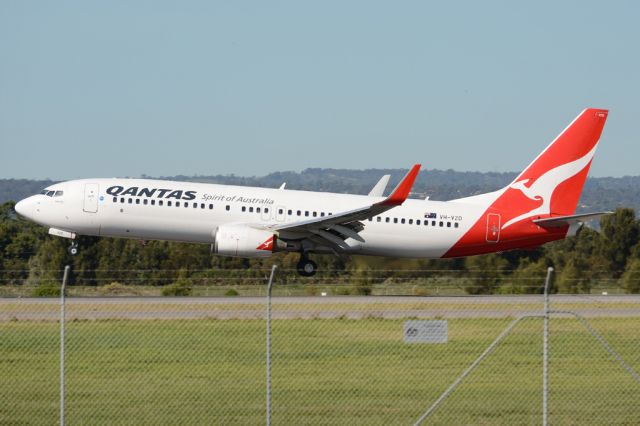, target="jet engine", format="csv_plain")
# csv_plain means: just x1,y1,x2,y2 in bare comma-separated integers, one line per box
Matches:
214,224,277,258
